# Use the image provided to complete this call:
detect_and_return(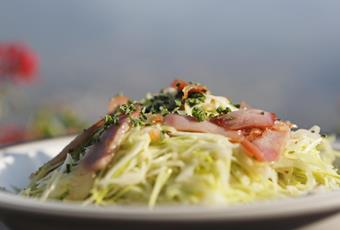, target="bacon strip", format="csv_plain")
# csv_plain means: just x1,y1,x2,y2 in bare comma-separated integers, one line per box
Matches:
66,109,140,199
31,97,130,181
164,113,289,162
164,114,244,142
81,107,141,171
241,129,289,161
171,79,208,99
171,79,188,91
210,109,276,130
81,115,131,171
30,118,105,181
